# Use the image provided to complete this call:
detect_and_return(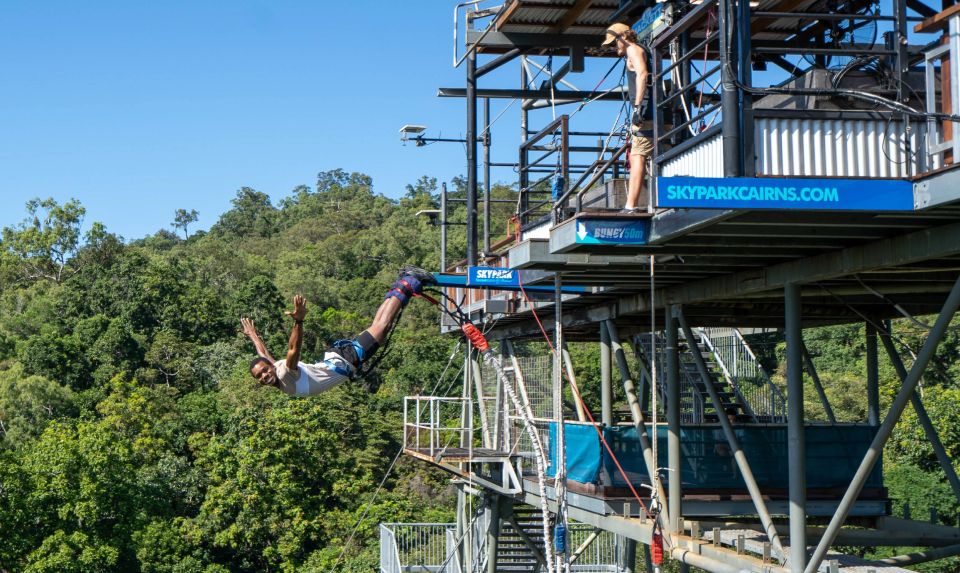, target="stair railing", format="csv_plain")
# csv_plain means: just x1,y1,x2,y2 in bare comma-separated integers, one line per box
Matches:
696,328,758,422
635,333,705,424
698,327,786,422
